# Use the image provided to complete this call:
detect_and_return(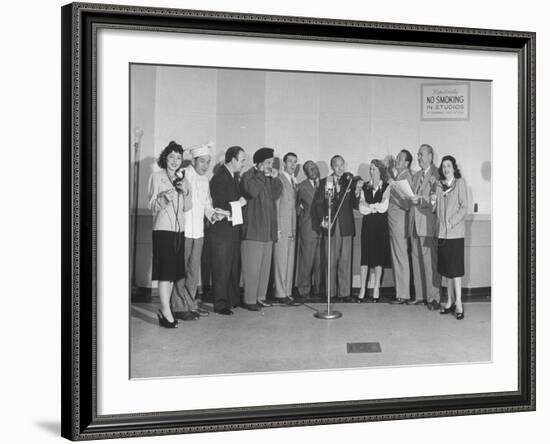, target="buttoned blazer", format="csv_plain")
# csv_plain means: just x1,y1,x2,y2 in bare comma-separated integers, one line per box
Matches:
408,164,439,237
276,173,297,237
297,179,322,238
209,165,241,238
